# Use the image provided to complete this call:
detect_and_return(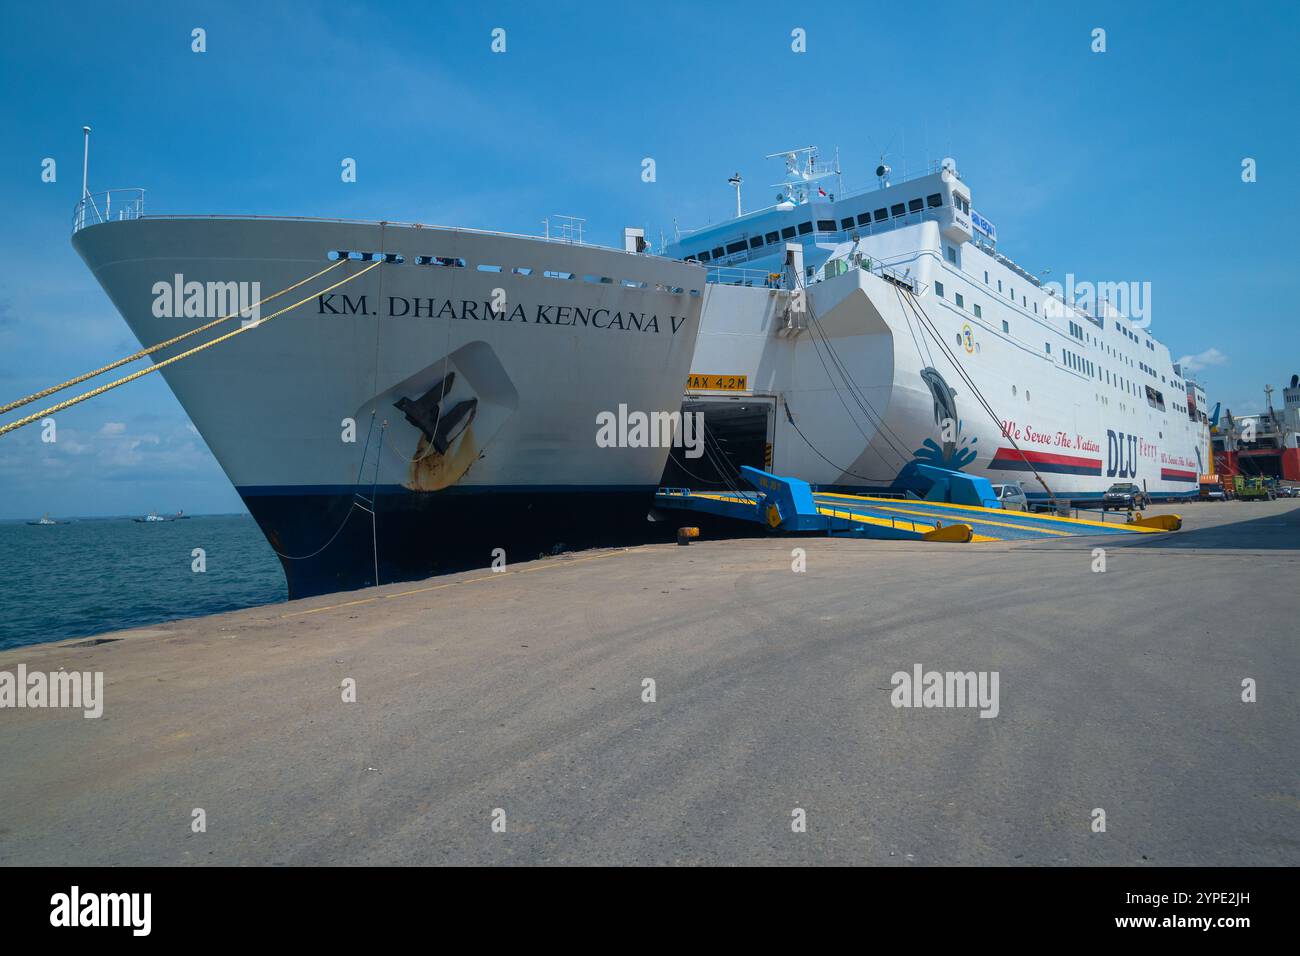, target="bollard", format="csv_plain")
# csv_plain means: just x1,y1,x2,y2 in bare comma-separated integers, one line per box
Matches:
677,527,700,546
